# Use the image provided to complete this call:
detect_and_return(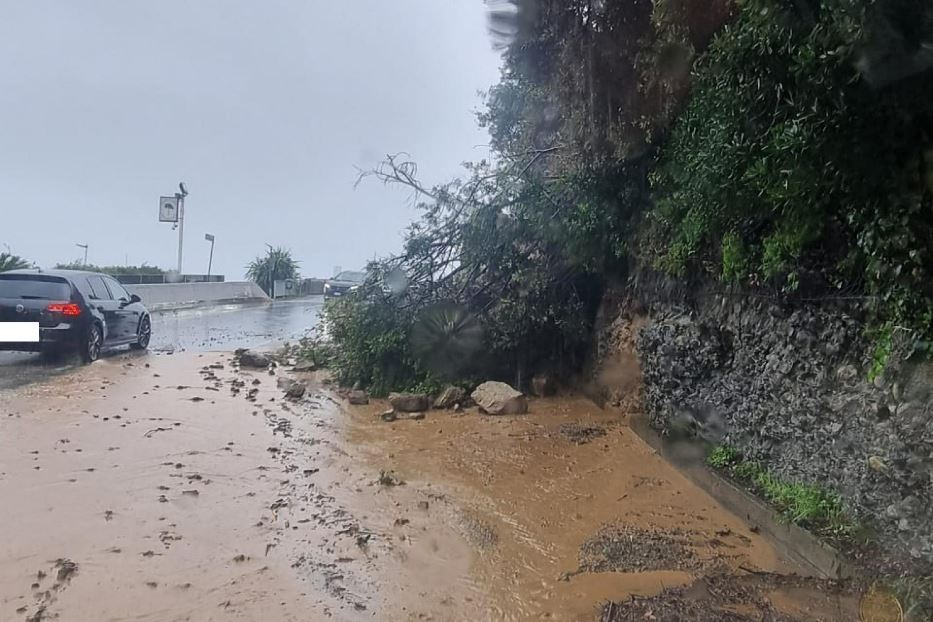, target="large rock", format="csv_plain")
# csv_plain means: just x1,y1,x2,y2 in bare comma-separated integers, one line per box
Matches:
433,386,466,409
471,381,527,415
388,392,429,413
348,390,369,405
238,349,271,368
